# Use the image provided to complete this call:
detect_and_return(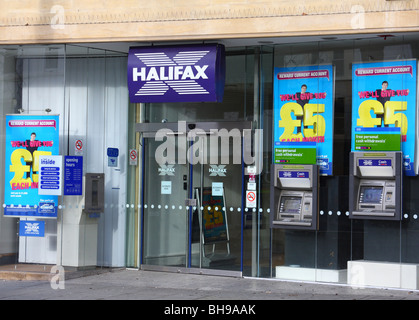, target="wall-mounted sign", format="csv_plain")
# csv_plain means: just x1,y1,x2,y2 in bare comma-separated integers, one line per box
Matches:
64,156,83,196
127,44,225,103
246,190,257,208
38,155,62,196
75,139,83,156
351,60,418,176
273,65,335,175
19,220,45,237
129,149,138,166
4,115,59,218
107,147,119,167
